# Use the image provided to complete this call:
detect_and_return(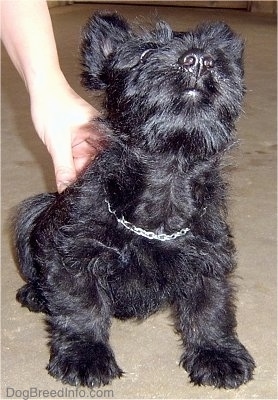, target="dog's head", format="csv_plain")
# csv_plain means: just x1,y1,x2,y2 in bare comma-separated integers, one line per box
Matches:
80,12,244,158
